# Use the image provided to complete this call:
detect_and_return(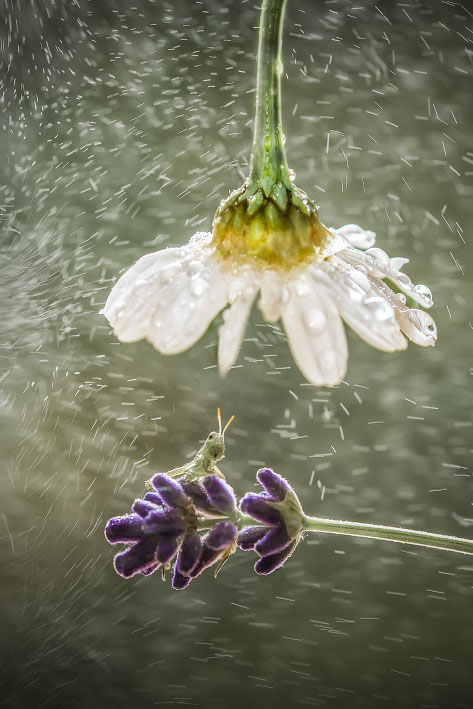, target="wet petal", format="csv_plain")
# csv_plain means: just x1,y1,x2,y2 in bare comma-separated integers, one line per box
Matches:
396,307,437,347
258,270,286,322
368,277,437,348
330,223,376,249
144,245,229,355
255,525,293,556
240,494,283,526
102,234,230,355
202,475,236,514
113,539,157,578
237,526,268,550
101,246,182,342
342,248,433,309
151,473,187,508
282,272,348,386
254,539,297,575
256,468,290,502
105,514,145,544
314,260,407,352
218,274,258,375
177,533,202,576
